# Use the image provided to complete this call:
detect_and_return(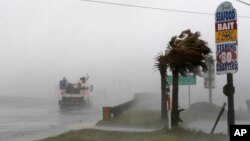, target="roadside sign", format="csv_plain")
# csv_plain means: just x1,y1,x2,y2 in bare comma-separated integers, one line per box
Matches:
215,2,238,74
166,75,196,85
204,55,215,88
204,78,215,88
215,30,237,43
